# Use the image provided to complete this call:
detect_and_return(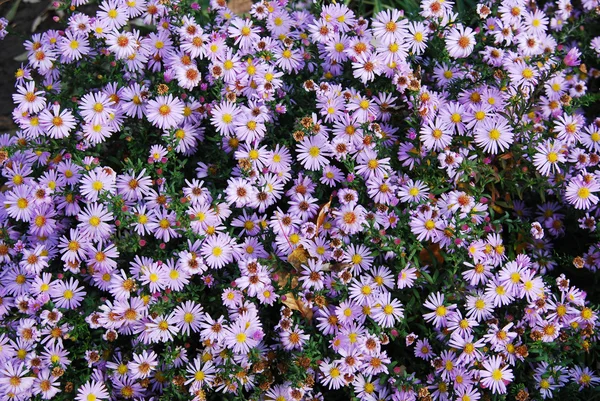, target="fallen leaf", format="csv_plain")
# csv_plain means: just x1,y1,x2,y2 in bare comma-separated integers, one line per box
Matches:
276,270,299,290
288,246,308,270
282,293,313,321
321,262,352,273
419,243,444,265
315,195,332,235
